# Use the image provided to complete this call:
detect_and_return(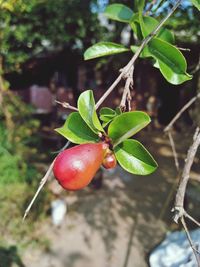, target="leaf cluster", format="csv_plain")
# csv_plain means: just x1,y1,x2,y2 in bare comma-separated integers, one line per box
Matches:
56,90,158,175
83,1,200,85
